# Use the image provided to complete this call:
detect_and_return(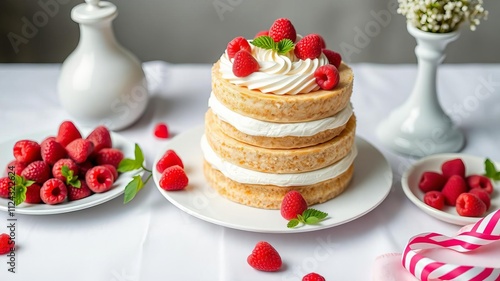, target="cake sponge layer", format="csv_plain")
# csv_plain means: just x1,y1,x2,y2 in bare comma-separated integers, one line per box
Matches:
203,161,354,209
212,61,354,123
205,111,356,174
209,108,352,149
